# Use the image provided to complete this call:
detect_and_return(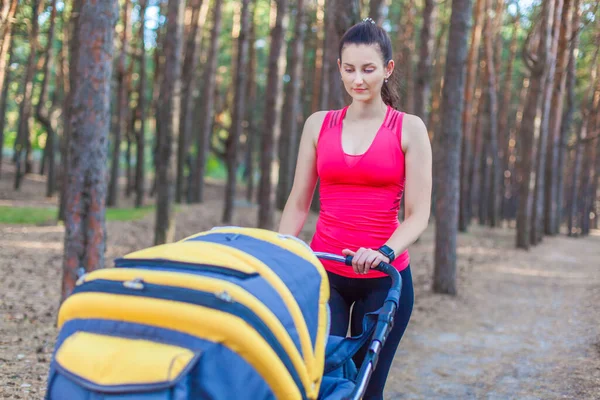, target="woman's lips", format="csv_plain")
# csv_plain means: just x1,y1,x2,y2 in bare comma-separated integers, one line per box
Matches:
353,88,367,92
